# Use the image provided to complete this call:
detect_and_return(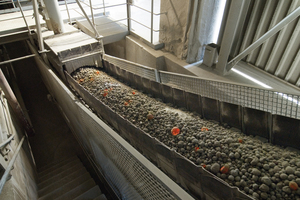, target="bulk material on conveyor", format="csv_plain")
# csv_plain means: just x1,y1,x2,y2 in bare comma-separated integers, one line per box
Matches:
66,65,300,200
